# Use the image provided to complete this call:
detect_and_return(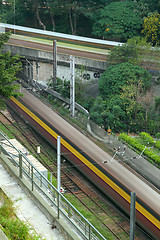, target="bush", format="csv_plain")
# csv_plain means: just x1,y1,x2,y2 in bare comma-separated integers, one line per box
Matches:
118,133,160,165
140,132,160,150
155,132,160,138
139,132,155,145
1,218,30,240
